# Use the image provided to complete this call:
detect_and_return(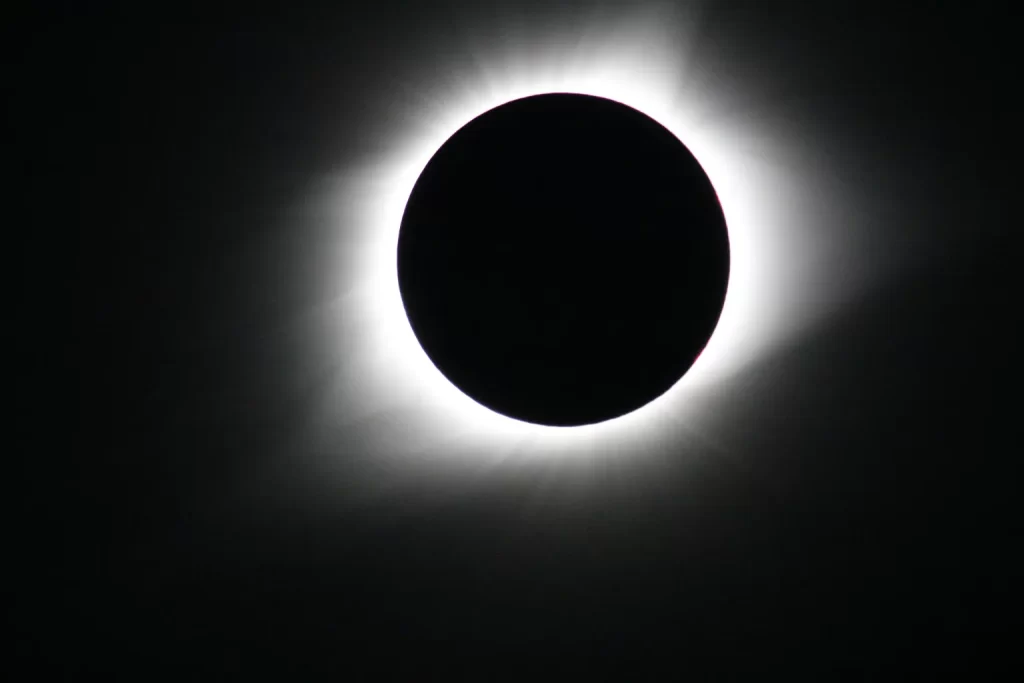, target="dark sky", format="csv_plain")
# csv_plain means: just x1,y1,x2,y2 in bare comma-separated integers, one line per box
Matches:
19,1,1016,675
